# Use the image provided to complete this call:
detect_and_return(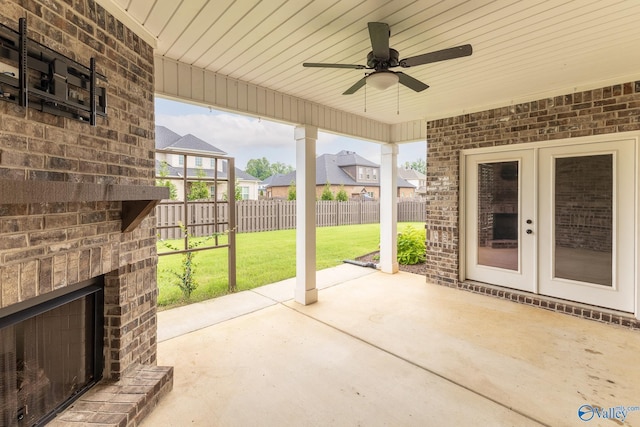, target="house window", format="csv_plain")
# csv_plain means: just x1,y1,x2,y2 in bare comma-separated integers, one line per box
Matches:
178,155,184,166
210,158,216,168
366,168,371,179
373,169,377,180
210,186,216,197
240,186,250,200
366,191,374,199
195,157,203,167
359,167,364,179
